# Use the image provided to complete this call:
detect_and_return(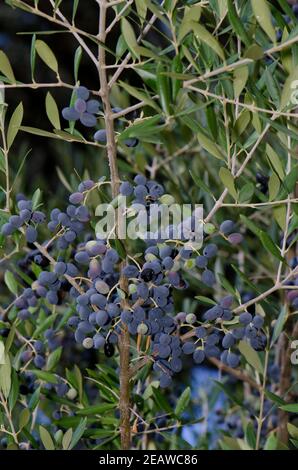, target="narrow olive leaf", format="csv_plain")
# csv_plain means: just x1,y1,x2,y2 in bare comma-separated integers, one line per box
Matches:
46,346,62,371
74,46,82,83
232,109,251,141
258,230,285,262
177,4,201,42
271,306,288,347
227,0,250,46
31,188,41,210
121,18,139,59
20,126,61,139
5,324,15,353
279,404,298,413
31,370,58,384
0,341,5,365
175,387,191,417
234,66,249,99
135,0,147,24
118,81,160,112
239,182,254,203
244,43,264,60
45,92,61,129
19,408,30,430
7,102,23,149
251,0,276,43
268,173,280,201
69,417,87,450
0,50,15,83
264,433,278,450
4,271,18,295
189,170,213,196
30,34,36,81
157,65,171,116
72,0,79,23
288,423,298,439
197,130,225,160
62,428,73,450
191,22,225,60
219,167,238,200
266,144,285,179
273,205,286,231
238,340,264,375
35,40,58,74
0,352,11,398
265,390,286,406
39,426,55,450
280,65,298,110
